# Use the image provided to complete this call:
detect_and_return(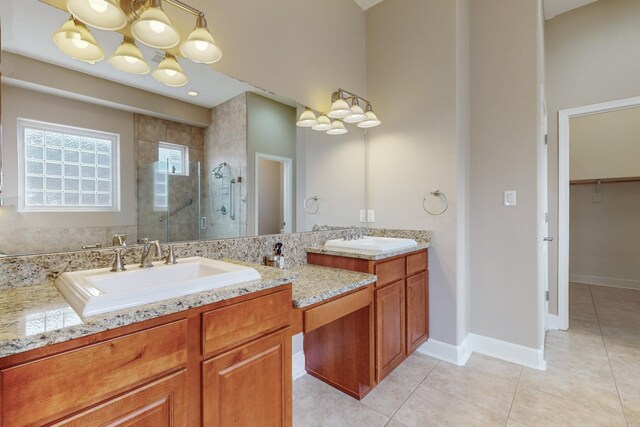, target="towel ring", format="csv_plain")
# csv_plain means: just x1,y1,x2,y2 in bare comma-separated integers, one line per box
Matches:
304,196,319,215
422,190,448,216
